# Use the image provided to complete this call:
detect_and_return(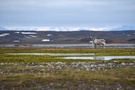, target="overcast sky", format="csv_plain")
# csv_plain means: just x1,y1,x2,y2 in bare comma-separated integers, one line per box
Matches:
0,0,135,30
